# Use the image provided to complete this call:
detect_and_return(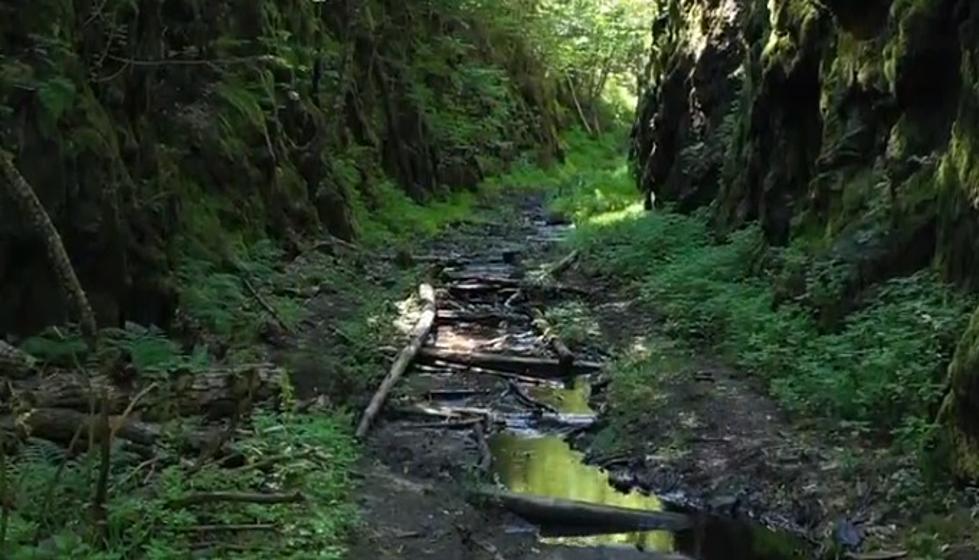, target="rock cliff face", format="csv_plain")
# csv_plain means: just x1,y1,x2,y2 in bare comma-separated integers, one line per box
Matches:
632,0,979,477
0,0,563,335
